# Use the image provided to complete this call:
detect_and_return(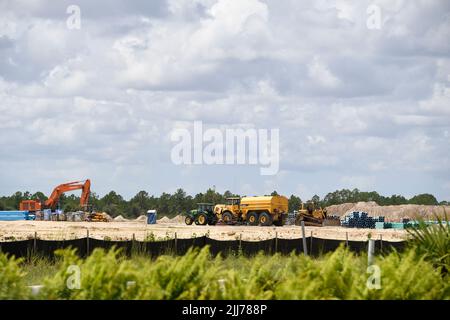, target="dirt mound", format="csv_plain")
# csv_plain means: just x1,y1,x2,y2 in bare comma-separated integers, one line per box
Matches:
157,216,171,223
170,215,184,223
135,215,147,222
100,212,113,222
113,215,128,222
326,202,450,221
